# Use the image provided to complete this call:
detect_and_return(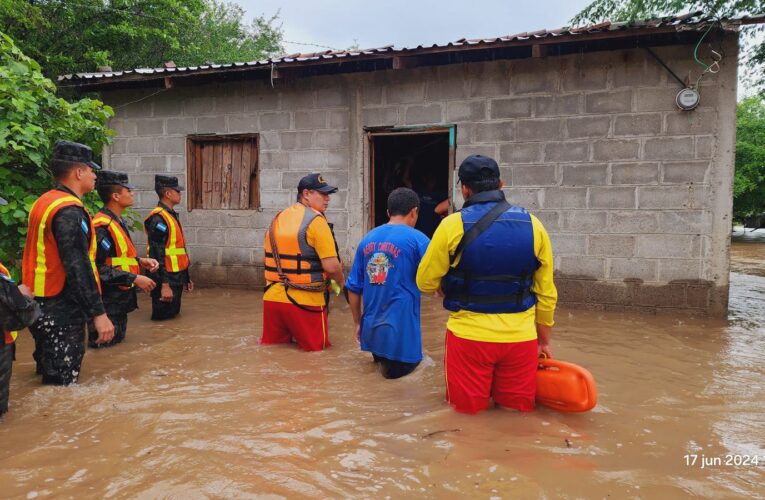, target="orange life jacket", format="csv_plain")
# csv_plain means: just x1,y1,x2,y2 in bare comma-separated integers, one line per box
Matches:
0,263,18,345
144,206,189,272
264,203,326,285
93,212,140,289
22,189,100,298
